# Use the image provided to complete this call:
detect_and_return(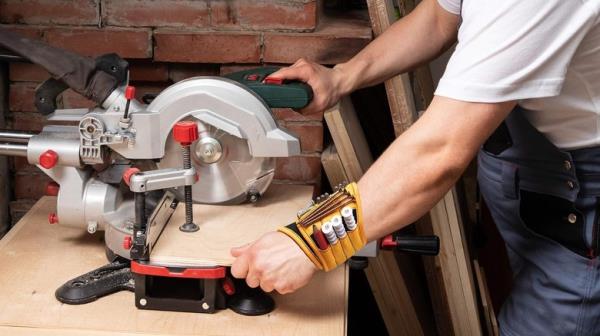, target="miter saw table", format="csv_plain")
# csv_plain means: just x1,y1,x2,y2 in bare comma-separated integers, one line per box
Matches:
0,195,349,336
